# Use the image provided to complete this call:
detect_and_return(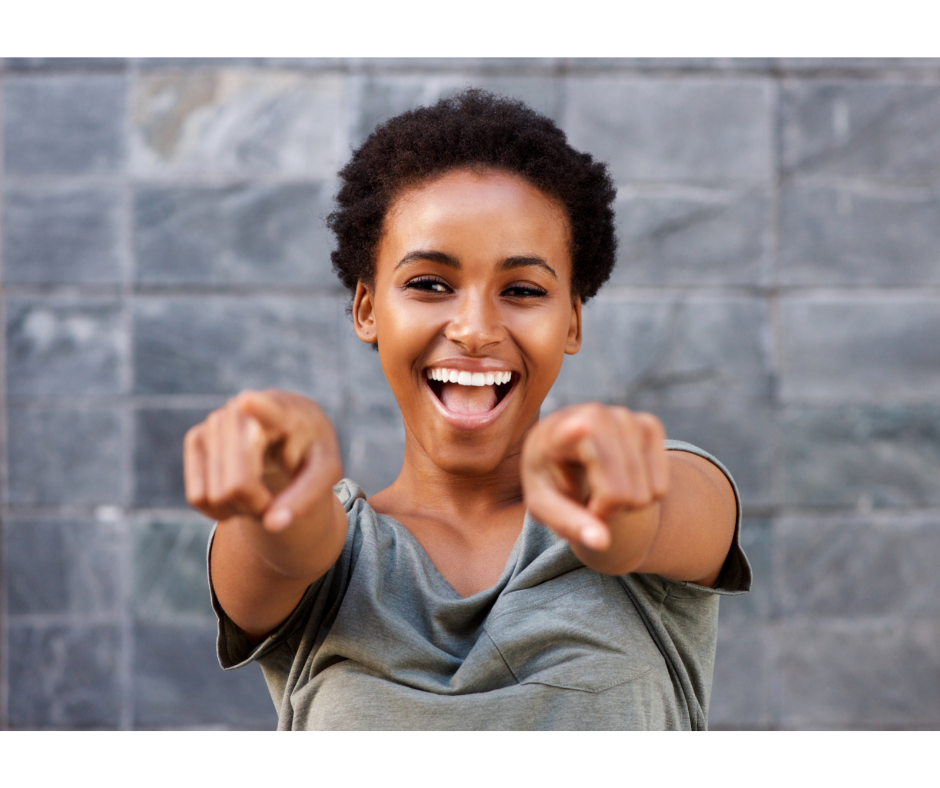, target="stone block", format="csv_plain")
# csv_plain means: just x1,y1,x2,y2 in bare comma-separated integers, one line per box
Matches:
717,518,774,621
133,296,343,407
547,295,772,411
352,74,561,146
3,186,123,285
6,297,124,398
776,619,940,729
779,297,940,403
8,624,122,728
4,58,128,73
772,59,940,74
347,58,560,74
780,81,940,186
134,58,299,69
339,410,406,498
709,619,772,729
133,515,215,622
780,185,940,286
562,58,774,73
4,74,126,175
337,318,399,416
775,516,940,618
335,322,405,494
611,188,771,286
134,408,212,508
134,184,337,288
8,408,124,506
133,622,278,729
654,407,774,509
5,517,123,617
563,77,772,185
780,406,940,509
130,70,346,177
